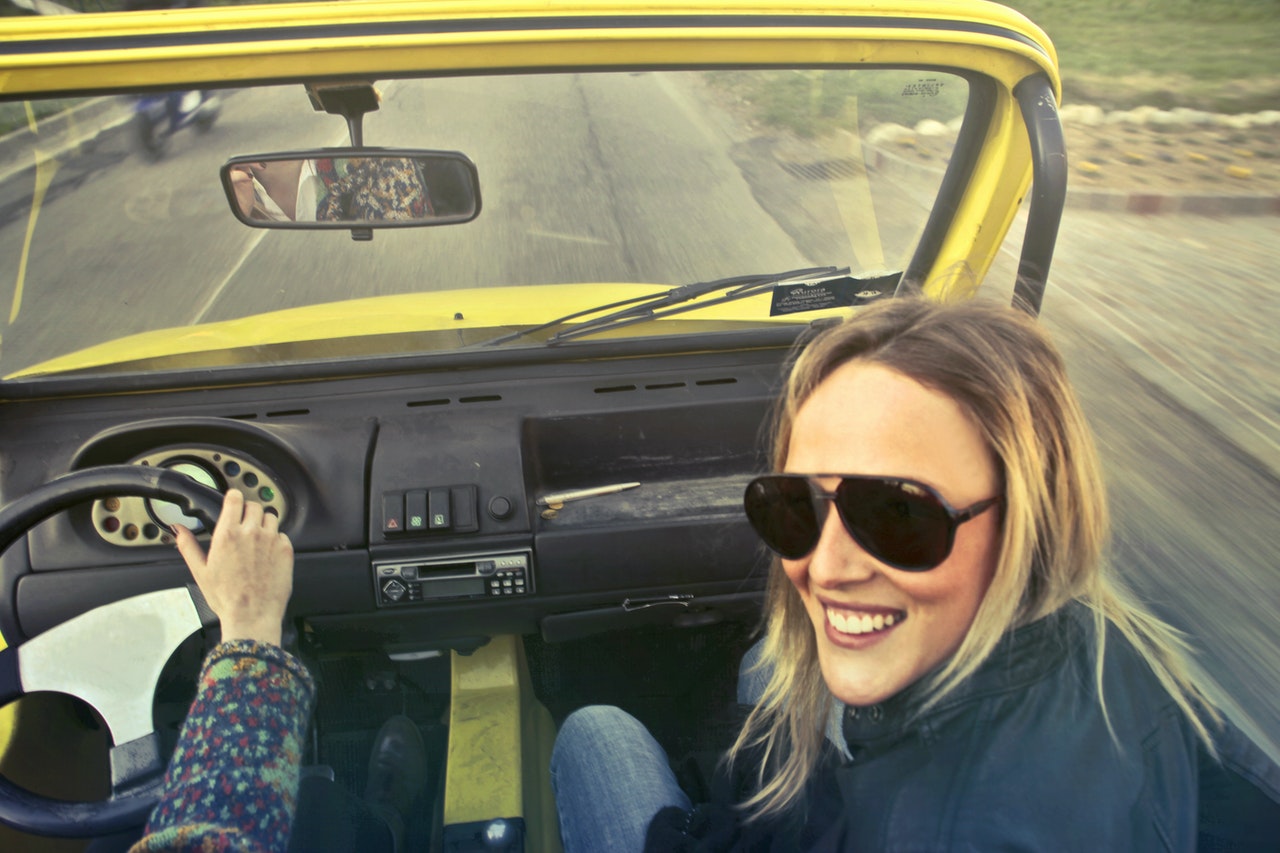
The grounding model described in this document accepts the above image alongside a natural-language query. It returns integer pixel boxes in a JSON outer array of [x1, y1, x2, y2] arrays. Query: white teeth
[[826, 608, 901, 636]]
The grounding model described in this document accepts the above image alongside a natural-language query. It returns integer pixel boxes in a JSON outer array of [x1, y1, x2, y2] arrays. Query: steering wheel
[[0, 465, 223, 838]]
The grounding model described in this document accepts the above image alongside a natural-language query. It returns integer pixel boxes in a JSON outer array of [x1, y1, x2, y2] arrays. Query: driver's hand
[[175, 489, 293, 646]]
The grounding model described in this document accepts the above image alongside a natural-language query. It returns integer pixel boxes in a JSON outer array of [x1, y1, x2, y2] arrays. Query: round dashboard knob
[[487, 495, 513, 520]]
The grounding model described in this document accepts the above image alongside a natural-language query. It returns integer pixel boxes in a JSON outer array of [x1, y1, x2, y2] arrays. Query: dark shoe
[[364, 715, 427, 852]]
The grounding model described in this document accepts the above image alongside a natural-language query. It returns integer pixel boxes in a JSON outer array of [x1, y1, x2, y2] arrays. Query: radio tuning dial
[[382, 579, 407, 602]]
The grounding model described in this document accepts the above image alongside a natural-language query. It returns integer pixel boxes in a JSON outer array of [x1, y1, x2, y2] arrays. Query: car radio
[[372, 551, 533, 607]]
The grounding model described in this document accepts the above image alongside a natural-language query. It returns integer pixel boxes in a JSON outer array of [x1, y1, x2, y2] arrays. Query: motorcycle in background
[[124, 0, 219, 160], [133, 89, 221, 161]]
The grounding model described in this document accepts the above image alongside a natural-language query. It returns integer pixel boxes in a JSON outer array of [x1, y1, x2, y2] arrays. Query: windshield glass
[[0, 68, 968, 377]]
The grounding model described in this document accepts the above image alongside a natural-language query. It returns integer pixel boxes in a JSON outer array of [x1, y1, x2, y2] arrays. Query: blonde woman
[[550, 297, 1279, 851]]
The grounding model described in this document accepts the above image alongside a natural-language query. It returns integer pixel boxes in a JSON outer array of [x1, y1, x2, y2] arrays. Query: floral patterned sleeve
[[129, 639, 316, 853]]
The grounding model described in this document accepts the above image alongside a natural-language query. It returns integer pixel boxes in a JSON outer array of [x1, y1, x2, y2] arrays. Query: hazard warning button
[[382, 493, 405, 533]]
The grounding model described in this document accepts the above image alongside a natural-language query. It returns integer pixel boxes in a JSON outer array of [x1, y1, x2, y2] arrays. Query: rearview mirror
[[220, 149, 480, 229]]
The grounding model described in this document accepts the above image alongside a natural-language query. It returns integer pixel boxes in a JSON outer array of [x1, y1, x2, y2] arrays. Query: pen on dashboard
[[537, 482, 641, 507]]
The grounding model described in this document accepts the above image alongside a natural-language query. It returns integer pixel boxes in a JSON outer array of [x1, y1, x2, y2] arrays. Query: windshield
[[0, 68, 969, 377]]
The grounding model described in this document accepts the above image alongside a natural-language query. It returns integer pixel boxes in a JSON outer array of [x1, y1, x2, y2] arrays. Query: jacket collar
[[840, 605, 1082, 754]]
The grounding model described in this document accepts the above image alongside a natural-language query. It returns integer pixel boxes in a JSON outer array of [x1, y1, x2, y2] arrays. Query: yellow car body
[[3, 0, 1060, 379], [0, 2, 1063, 849]]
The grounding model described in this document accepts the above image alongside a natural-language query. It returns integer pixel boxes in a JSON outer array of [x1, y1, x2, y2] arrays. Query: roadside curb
[[1065, 188, 1280, 217], [0, 96, 135, 187]]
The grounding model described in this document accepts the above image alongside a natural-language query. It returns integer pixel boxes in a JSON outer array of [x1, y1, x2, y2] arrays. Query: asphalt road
[[986, 210, 1280, 761], [0, 75, 1276, 759], [0, 73, 939, 371], [0, 75, 820, 368]]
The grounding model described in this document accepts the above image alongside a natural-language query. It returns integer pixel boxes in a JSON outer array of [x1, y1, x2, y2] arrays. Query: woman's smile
[[822, 601, 906, 642]]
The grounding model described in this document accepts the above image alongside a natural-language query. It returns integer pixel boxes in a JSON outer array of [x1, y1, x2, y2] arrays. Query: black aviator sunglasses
[[743, 474, 1002, 571]]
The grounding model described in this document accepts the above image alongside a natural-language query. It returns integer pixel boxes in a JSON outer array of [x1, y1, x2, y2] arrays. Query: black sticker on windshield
[[902, 78, 944, 97], [769, 273, 899, 316]]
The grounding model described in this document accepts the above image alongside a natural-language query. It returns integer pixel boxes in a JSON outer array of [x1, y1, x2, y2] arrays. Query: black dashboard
[[0, 340, 792, 653]]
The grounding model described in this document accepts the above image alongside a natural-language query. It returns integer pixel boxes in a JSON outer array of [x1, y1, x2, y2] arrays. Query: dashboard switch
[[406, 490, 428, 531], [452, 485, 478, 532], [428, 488, 451, 529], [382, 493, 405, 533]]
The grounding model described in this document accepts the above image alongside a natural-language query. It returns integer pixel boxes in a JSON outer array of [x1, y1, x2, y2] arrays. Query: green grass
[[706, 70, 969, 139], [713, 1, 1280, 135], [1002, 0, 1280, 111], [0, 99, 87, 138]]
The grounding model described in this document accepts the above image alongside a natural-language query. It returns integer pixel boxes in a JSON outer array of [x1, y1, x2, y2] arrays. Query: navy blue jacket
[[649, 604, 1280, 851]]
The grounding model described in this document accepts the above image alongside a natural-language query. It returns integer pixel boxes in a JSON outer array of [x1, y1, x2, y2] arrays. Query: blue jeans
[[551, 705, 692, 853], [551, 645, 772, 852]]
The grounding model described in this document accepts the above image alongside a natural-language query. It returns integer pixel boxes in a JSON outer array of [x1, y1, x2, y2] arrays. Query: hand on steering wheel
[[175, 490, 292, 646]]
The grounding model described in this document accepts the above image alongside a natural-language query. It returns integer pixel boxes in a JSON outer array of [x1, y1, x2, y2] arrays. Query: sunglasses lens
[[836, 479, 951, 569], [744, 477, 819, 559]]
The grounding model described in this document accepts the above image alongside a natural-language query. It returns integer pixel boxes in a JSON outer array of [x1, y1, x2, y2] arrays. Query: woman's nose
[[803, 503, 878, 588]]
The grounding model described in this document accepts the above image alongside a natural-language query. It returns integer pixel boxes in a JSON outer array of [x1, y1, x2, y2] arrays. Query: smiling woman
[[773, 361, 1003, 709], [551, 297, 1280, 851]]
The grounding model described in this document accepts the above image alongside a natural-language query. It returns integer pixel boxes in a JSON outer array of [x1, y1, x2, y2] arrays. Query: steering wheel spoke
[[110, 732, 167, 791], [19, 588, 206, 746]]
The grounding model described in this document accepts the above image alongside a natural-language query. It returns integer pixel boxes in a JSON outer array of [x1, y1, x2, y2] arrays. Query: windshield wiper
[[477, 266, 849, 348], [543, 265, 850, 345], [476, 289, 673, 347]]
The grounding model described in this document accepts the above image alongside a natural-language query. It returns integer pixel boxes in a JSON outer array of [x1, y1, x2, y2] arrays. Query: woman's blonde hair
[[730, 297, 1217, 819]]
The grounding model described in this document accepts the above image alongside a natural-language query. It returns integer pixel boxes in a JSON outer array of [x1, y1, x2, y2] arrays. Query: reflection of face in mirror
[[229, 156, 475, 224]]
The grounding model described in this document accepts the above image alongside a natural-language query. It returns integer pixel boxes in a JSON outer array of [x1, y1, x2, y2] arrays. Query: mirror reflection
[[222, 152, 480, 227]]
